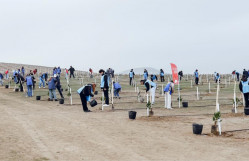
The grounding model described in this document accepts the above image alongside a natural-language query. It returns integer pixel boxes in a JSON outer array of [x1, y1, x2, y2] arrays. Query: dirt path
[[1, 89, 249, 161]]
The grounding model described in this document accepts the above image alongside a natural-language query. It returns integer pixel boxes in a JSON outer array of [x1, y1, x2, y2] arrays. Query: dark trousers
[[244, 93, 249, 108], [160, 76, 165, 82], [104, 88, 109, 105], [19, 82, 23, 92], [56, 85, 64, 98], [195, 78, 199, 85], [80, 92, 89, 111], [70, 73, 75, 78], [129, 77, 132, 85]]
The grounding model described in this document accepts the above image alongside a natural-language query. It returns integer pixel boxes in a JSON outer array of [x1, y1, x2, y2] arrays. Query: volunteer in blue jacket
[[144, 69, 148, 81], [77, 84, 94, 112], [239, 75, 249, 108], [48, 76, 57, 101], [99, 69, 109, 106], [0, 73, 4, 86], [164, 81, 174, 109], [57, 67, 61, 77], [151, 74, 158, 82], [39, 73, 45, 88], [129, 69, 135, 86], [160, 69, 165, 82], [144, 79, 157, 104], [113, 81, 121, 99], [215, 73, 220, 83], [26, 74, 33, 97], [194, 69, 199, 85]]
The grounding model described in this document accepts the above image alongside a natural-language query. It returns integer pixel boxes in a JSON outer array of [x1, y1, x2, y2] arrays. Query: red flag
[[170, 63, 179, 84]]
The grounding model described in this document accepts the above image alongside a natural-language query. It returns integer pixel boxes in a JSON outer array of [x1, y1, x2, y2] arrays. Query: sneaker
[[39, 87, 41, 89], [54, 99, 58, 101], [103, 104, 109, 107], [167, 108, 173, 110]]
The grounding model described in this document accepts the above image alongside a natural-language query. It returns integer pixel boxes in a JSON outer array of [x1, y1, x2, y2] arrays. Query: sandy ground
[[1, 84, 249, 161]]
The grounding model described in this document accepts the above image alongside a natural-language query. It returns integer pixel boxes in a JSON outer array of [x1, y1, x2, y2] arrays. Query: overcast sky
[[0, 0, 249, 74]]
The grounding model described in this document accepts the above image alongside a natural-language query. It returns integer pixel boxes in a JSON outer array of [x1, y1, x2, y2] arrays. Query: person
[[232, 70, 236, 80], [113, 81, 121, 99], [53, 67, 57, 75], [65, 68, 69, 80], [236, 71, 240, 81], [44, 72, 48, 82], [178, 71, 183, 81], [48, 76, 57, 101], [164, 81, 174, 109], [0, 73, 4, 86], [151, 74, 157, 82], [21, 66, 25, 76], [69, 66, 75, 78], [5, 70, 9, 79], [29, 71, 36, 90], [214, 72, 217, 81], [55, 75, 64, 99], [215, 73, 220, 83], [25, 74, 33, 97], [144, 69, 148, 81], [13, 70, 18, 83], [129, 69, 135, 86], [33, 69, 37, 75], [39, 73, 45, 88], [243, 69, 248, 78], [160, 69, 165, 82], [99, 69, 109, 106], [77, 84, 94, 112], [89, 68, 93, 75], [239, 75, 249, 108], [15, 73, 25, 92], [144, 79, 157, 105], [194, 69, 199, 85], [57, 67, 61, 77]]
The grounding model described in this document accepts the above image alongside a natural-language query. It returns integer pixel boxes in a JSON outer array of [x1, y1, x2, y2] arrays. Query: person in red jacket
[[5, 70, 9, 79]]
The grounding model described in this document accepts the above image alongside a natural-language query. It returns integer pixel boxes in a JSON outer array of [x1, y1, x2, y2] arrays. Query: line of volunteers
[[1, 66, 249, 112]]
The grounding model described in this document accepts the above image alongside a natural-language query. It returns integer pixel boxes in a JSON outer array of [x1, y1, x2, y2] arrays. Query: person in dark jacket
[[194, 70, 199, 85], [239, 75, 249, 108], [15, 73, 25, 92], [99, 69, 109, 106], [178, 71, 183, 81], [78, 85, 94, 112], [243, 69, 248, 78], [48, 76, 57, 101], [236, 72, 240, 81], [55, 75, 64, 99], [0, 73, 3, 86], [69, 66, 75, 78], [160, 69, 165, 82]]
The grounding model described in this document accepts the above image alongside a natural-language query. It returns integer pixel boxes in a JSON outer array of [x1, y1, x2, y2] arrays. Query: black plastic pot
[[90, 99, 97, 107], [15, 88, 19, 92], [94, 91, 98, 95], [129, 111, 137, 120], [244, 108, 249, 115], [5, 85, 9, 89], [36, 96, 41, 100], [192, 123, 203, 135], [182, 102, 188, 108], [59, 99, 64, 104]]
